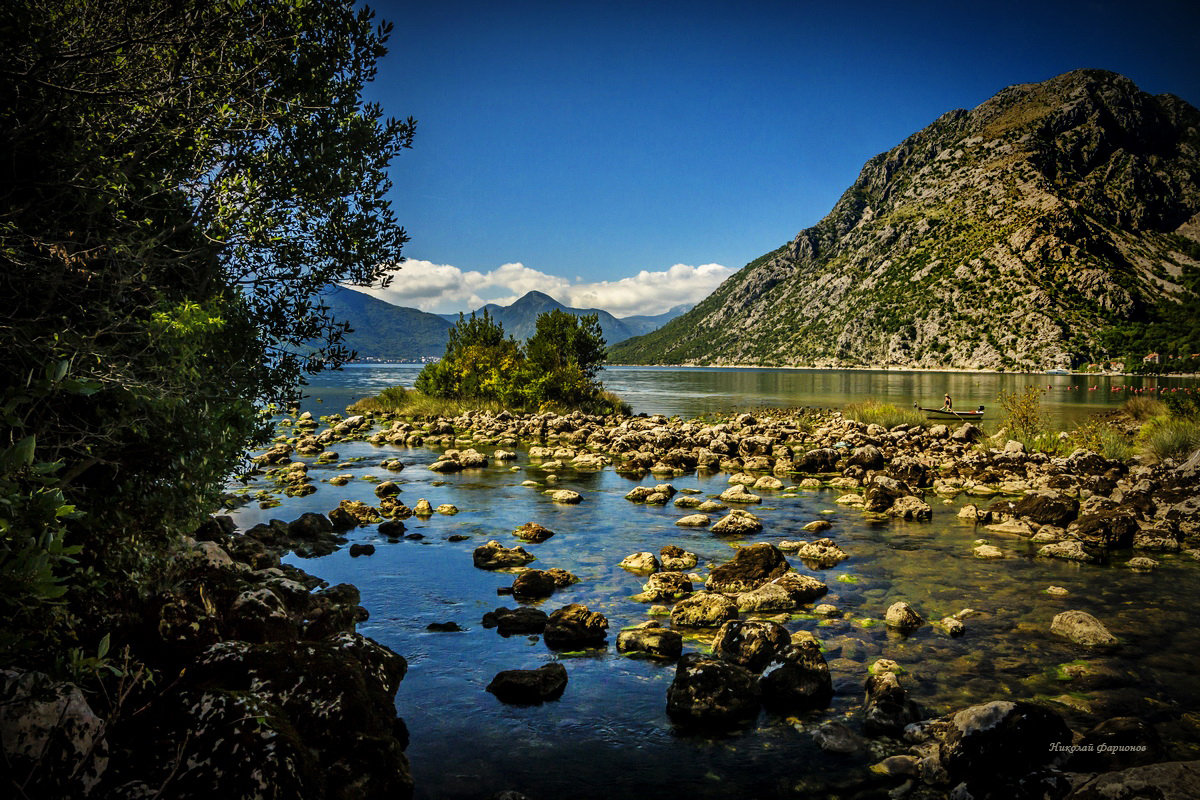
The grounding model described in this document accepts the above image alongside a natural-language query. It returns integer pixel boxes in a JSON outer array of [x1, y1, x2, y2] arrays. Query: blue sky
[[362, 0, 1200, 315]]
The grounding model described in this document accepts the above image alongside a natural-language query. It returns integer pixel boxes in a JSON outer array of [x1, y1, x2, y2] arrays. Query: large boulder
[[939, 700, 1071, 787], [665, 654, 761, 728], [0, 670, 108, 797], [511, 570, 558, 600], [760, 637, 833, 712], [512, 522, 555, 543], [736, 573, 827, 612], [670, 592, 739, 628], [706, 543, 790, 593], [710, 509, 763, 535], [634, 571, 693, 602], [848, 445, 885, 470], [1063, 760, 1200, 800], [543, 604, 608, 650], [1050, 610, 1119, 648], [473, 540, 536, 570], [863, 668, 922, 737], [486, 663, 567, 704], [1069, 511, 1138, 550], [865, 475, 912, 513], [616, 624, 683, 660], [884, 601, 924, 632], [794, 448, 840, 473], [712, 620, 790, 673], [1013, 492, 1079, 526]]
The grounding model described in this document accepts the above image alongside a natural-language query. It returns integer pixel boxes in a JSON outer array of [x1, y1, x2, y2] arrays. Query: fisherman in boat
[[941, 393, 952, 412]]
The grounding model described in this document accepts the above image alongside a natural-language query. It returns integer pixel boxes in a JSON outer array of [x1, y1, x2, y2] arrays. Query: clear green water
[[225, 367, 1200, 798]]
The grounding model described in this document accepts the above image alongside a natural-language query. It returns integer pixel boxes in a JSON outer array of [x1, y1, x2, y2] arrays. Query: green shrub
[[1070, 417, 1135, 461], [842, 400, 927, 429], [1141, 416, 1200, 461], [998, 386, 1053, 448], [1122, 396, 1167, 421]]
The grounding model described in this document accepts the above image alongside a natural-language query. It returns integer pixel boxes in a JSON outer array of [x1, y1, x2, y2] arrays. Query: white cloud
[[355, 259, 735, 318]]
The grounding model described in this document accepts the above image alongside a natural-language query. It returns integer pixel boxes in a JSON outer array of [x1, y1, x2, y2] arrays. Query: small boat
[[914, 403, 985, 421]]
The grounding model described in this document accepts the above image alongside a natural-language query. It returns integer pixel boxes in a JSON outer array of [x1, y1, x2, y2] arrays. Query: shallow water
[[228, 420, 1200, 798], [299, 363, 1197, 428]]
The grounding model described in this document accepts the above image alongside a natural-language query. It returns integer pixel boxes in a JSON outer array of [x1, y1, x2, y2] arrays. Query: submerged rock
[[1050, 610, 1119, 648], [486, 663, 567, 704], [481, 607, 549, 636], [706, 543, 790, 593], [616, 624, 683, 659], [543, 604, 608, 650], [473, 540, 536, 570]]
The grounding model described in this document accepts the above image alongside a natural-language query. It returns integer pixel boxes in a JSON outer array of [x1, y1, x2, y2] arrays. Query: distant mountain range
[[609, 69, 1200, 370], [325, 287, 691, 361]]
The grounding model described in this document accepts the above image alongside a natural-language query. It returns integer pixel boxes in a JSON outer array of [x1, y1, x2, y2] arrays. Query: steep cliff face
[[609, 70, 1200, 370]]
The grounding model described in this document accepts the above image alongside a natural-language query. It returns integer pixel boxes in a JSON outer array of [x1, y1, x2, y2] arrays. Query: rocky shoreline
[[11, 404, 1199, 799], [249, 404, 1199, 798]]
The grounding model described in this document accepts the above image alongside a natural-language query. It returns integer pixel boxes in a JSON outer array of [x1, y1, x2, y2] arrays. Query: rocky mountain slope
[[609, 70, 1200, 370]]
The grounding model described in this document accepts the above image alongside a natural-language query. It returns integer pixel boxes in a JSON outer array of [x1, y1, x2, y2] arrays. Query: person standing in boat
[[941, 393, 953, 412]]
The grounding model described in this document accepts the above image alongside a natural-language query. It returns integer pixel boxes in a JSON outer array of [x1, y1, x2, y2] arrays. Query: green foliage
[[1140, 416, 1200, 461], [410, 310, 622, 413], [0, 0, 411, 664], [1164, 392, 1200, 419], [841, 400, 927, 429], [1069, 417, 1135, 461], [998, 386, 1054, 448]]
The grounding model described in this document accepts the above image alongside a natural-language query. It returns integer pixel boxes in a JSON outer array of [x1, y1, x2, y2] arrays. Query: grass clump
[[1140, 416, 1200, 461], [1122, 396, 1167, 421], [842, 399, 926, 429], [998, 386, 1059, 452], [1070, 416, 1135, 461], [348, 387, 494, 418]]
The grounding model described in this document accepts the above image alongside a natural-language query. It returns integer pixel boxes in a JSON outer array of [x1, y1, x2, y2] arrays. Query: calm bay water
[[228, 366, 1200, 799], [298, 363, 1196, 427]]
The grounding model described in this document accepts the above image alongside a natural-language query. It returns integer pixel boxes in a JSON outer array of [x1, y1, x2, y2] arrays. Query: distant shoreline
[[602, 362, 1200, 379]]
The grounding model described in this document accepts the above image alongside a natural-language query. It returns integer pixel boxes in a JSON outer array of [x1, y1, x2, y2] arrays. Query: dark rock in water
[[482, 607, 549, 636], [1069, 511, 1138, 550], [512, 522, 555, 543], [889, 455, 932, 488], [760, 638, 833, 712], [247, 518, 291, 547], [848, 445, 885, 470], [865, 475, 912, 513], [794, 447, 840, 473], [543, 604, 608, 650], [1067, 716, 1163, 772], [303, 584, 368, 641], [812, 720, 866, 755], [378, 520, 407, 538], [426, 622, 465, 632], [403, 532, 424, 540], [666, 653, 761, 727], [863, 669, 922, 737], [447, 534, 470, 542], [712, 620, 790, 673], [348, 543, 375, 557], [706, 543, 790, 593], [616, 624, 683, 659], [473, 540, 536, 570], [939, 700, 1071, 787], [288, 512, 333, 541], [511, 569, 558, 600], [1062, 759, 1200, 800], [486, 662, 568, 704]]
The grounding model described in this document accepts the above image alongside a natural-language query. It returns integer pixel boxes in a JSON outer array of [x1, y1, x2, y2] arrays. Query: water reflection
[[298, 364, 1197, 428]]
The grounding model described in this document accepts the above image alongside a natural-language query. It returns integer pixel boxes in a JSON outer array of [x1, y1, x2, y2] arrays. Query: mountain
[[323, 287, 451, 361], [471, 290, 641, 345], [328, 288, 690, 360], [619, 303, 694, 337], [609, 70, 1200, 371]]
